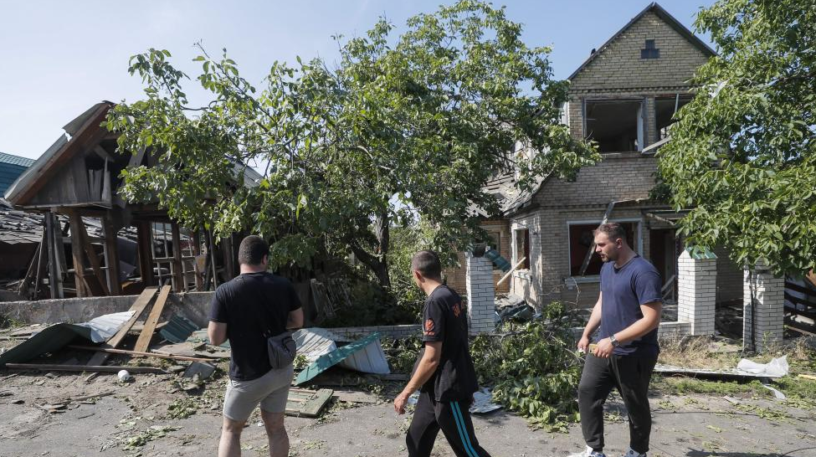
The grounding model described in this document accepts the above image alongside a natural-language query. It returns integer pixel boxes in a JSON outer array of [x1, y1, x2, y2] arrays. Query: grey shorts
[[223, 364, 294, 422]]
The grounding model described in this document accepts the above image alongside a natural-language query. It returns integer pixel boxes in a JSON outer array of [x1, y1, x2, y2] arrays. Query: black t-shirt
[[417, 285, 479, 402], [208, 272, 302, 381]]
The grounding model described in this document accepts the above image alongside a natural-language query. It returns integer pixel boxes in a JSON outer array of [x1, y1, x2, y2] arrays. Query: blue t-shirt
[[597, 256, 662, 356]]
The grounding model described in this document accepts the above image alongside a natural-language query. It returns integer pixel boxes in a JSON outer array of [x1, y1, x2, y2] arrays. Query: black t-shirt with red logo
[[418, 285, 479, 402]]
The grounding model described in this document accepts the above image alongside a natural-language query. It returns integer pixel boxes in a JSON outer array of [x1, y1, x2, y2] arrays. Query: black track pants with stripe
[[406, 390, 492, 457]]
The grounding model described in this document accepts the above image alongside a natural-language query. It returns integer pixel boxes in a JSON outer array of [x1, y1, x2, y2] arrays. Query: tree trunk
[[350, 211, 391, 288]]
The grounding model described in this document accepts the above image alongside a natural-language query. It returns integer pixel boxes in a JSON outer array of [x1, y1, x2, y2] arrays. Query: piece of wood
[[68, 212, 87, 297], [102, 214, 121, 295], [285, 388, 334, 417], [152, 342, 230, 359], [4, 363, 167, 374], [798, 374, 816, 381], [69, 345, 214, 363], [496, 257, 528, 288], [170, 223, 184, 292], [136, 221, 156, 286], [45, 212, 64, 299], [133, 285, 172, 353], [86, 287, 158, 366]]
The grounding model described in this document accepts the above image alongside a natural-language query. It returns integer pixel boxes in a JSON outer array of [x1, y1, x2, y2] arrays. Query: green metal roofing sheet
[[0, 152, 35, 168], [295, 332, 382, 385]]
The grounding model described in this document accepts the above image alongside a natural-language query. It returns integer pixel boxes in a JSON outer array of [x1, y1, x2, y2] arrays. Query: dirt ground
[[1, 365, 816, 457]]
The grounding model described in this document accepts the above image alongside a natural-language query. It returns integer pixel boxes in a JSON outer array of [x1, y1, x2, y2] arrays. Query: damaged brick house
[[447, 2, 746, 310]]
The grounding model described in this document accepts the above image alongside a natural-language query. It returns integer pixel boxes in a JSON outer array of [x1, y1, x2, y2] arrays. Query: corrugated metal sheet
[[159, 315, 200, 343], [0, 152, 35, 168], [295, 332, 385, 385]]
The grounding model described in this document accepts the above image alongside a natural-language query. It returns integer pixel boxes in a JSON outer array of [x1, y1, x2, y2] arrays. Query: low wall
[[0, 292, 215, 328], [327, 324, 422, 340]]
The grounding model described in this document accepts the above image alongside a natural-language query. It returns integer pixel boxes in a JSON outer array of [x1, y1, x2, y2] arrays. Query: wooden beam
[[496, 257, 528, 288], [136, 221, 156, 286], [133, 285, 171, 353], [86, 286, 158, 366], [69, 345, 215, 363], [45, 212, 64, 298], [4, 363, 167, 374], [33, 226, 48, 298], [71, 210, 110, 296], [68, 211, 87, 297], [102, 214, 122, 295], [192, 230, 204, 291], [171, 223, 184, 292]]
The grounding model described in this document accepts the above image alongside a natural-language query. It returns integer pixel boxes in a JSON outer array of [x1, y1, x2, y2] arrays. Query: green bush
[[471, 302, 583, 431]]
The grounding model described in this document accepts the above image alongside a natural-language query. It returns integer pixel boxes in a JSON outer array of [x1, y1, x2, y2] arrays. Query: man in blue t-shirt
[[570, 223, 662, 457]]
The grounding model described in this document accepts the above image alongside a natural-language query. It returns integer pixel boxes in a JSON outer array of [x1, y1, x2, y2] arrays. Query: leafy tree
[[658, 0, 816, 276], [107, 0, 597, 287]]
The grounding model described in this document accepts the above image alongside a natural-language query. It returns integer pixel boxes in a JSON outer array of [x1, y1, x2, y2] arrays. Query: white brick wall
[[466, 253, 497, 334], [677, 250, 717, 335], [743, 262, 784, 352]]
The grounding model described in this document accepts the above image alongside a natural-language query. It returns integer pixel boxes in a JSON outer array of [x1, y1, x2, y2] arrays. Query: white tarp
[[76, 311, 135, 343], [737, 356, 789, 378]]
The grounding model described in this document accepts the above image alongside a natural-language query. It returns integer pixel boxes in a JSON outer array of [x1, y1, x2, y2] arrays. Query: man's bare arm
[[394, 341, 442, 414], [287, 308, 304, 330], [208, 321, 228, 346]]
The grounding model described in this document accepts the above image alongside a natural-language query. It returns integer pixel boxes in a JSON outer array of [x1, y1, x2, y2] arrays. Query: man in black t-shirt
[[394, 250, 492, 457], [208, 236, 303, 457]]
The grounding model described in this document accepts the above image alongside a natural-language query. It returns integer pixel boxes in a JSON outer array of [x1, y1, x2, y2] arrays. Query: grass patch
[[652, 375, 770, 398]]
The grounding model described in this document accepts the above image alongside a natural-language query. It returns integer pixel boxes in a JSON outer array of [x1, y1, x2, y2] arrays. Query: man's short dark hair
[[238, 235, 269, 266], [594, 222, 628, 244], [411, 250, 442, 280]]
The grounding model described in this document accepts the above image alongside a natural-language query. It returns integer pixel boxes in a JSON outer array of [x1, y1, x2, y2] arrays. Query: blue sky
[[0, 0, 716, 160]]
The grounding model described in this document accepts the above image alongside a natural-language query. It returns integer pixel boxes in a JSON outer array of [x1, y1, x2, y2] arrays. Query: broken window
[[514, 228, 530, 270], [655, 95, 693, 140], [641, 39, 660, 59], [569, 222, 637, 276], [584, 100, 644, 153]]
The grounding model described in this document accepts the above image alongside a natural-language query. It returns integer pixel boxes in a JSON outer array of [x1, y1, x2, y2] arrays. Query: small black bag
[[265, 330, 297, 369]]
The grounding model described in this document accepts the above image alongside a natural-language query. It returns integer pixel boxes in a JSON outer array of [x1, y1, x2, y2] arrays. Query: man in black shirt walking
[[394, 250, 492, 457], [208, 236, 303, 457]]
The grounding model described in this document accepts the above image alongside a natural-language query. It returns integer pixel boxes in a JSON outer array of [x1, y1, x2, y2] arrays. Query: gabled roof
[[568, 2, 716, 81], [4, 102, 113, 205]]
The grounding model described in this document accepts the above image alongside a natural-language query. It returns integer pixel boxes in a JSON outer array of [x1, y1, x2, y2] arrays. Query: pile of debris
[[0, 285, 421, 419]]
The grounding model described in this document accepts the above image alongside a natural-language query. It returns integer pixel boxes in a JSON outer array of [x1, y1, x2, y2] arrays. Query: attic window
[[584, 99, 645, 153], [641, 39, 660, 59]]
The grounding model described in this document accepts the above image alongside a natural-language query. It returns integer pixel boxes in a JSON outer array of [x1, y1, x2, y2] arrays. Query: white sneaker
[[568, 445, 606, 457], [622, 448, 646, 457]]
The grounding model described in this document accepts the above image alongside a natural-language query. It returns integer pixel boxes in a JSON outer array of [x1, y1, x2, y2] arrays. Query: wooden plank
[[46, 212, 64, 298], [496, 257, 528, 288], [68, 211, 88, 297], [285, 388, 334, 417], [192, 230, 204, 291], [69, 345, 214, 363], [136, 221, 156, 286], [86, 286, 158, 366], [171, 223, 184, 292], [4, 363, 167, 374], [102, 214, 121, 295], [133, 285, 172, 353]]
